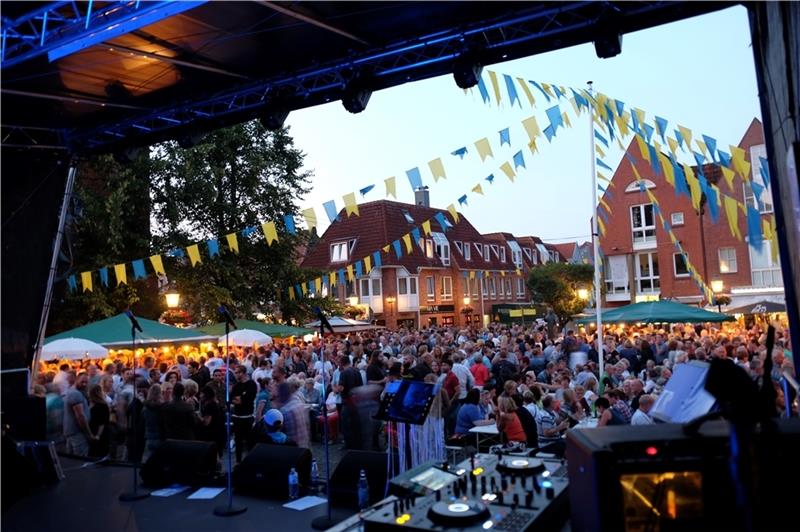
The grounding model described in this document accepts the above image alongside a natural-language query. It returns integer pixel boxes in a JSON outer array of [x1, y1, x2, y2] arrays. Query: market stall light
[[577, 288, 589, 300], [711, 280, 724, 294], [348, 296, 359, 306], [463, 296, 471, 305], [164, 290, 181, 308]]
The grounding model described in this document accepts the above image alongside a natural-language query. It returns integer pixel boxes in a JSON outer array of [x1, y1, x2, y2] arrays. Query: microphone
[[218, 304, 238, 330], [124, 310, 143, 333], [314, 306, 335, 335]]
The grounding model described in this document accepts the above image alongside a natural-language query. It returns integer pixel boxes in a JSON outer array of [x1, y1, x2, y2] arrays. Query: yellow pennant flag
[[631, 162, 642, 182], [382, 245, 391, 254], [187, 244, 202, 266], [500, 162, 515, 182], [428, 158, 446, 182], [695, 139, 708, 158], [667, 136, 679, 156], [670, 232, 678, 244], [659, 153, 675, 186], [364, 256, 372, 273], [633, 108, 646, 128], [469, 270, 476, 280], [81, 271, 93, 292], [500, 270, 506, 277], [528, 137, 539, 155], [540, 82, 555, 98], [329, 272, 337, 287], [597, 172, 611, 183], [721, 166, 736, 191], [315, 277, 322, 293], [769, 218, 779, 263], [723, 196, 742, 239], [474, 138, 493, 161], [262, 221, 279, 245], [598, 197, 612, 213], [635, 135, 651, 162], [288, 287, 295, 301], [421, 220, 432, 236], [150, 255, 166, 276], [402, 234, 413, 253], [562, 112, 571, 129], [342, 192, 359, 217], [616, 135, 626, 152], [678, 125, 693, 150], [521, 116, 541, 142], [488, 70, 501, 105], [730, 146, 750, 179], [598, 217, 607, 236], [225, 233, 239, 254], [303, 208, 318, 230], [516, 77, 535, 107], [447, 204, 459, 223], [472, 183, 484, 195], [301, 283, 308, 296], [114, 264, 127, 286], [615, 112, 631, 139], [569, 96, 580, 117], [595, 145, 606, 158], [683, 164, 702, 210], [384, 176, 397, 198], [515, 268, 522, 277], [346, 264, 354, 281]]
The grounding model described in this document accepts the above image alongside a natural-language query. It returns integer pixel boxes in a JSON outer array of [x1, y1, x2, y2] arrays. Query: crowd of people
[[34, 317, 795, 467]]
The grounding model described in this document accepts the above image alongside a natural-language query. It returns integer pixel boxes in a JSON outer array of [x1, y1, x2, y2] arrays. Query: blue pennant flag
[[598, 184, 606, 194], [615, 99, 625, 117], [746, 206, 763, 253], [649, 145, 660, 176], [693, 151, 706, 167], [672, 158, 690, 198], [322, 274, 329, 288], [337, 269, 346, 286], [132, 259, 147, 280], [406, 167, 423, 191], [169, 248, 186, 258], [702, 135, 718, 162], [655, 116, 668, 143], [643, 123, 655, 143], [392, 240, 403, 259], [478, 270, 484, 279], [599, 209, 610, 224], [571, 88, 588, 110], [355, 261, 363, 278], [503, 74, 520, 107], [372, 251, 382, 268], [717, 150, 732, 168], [434, 212, 450, 232], [545, 104, 563, 132], [624, 152, 638, 166], [295, 284, 303, 298], [529, 80, 550, 102], [308, 281, 315, 294], [673, 129, 684, 149], [759, 157, 770, 188], [323, 200, 339, 223], [477, 76, 491, 104], [207, 239, 220, 258], [638, 181, 648, 193], [499, 127, 511, 147], [99, 267, 109, 287], [596, 158, 613, 172], [283, 214, 296, 234], [552, 85, 565, 99], [663, 221, 672, 233], [485, 174, 495, 184], [631, 110, 640, 134], [751, 181, 765, 211], [513, 150, 526, 170], [411, 227, 421, 246], [359, 185, 375, 197], [594, 130, 609, 148], [67, 275, 78, 292], [458, 194, 468, 206], [706, 184, 720, 223], [241, 226, 257, 237], [604, 188, 614, 201], [452, 147, 468, 159], [462, 271, 469, 278], [543, 125, 556, 142]]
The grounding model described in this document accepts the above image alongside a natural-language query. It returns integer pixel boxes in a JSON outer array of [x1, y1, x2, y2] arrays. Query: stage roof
[[1, 1, 732, 153]]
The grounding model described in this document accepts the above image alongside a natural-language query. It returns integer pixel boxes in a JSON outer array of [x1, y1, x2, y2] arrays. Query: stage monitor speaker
[[650, 361, 716, 423], [329, 450, 390, 509], [140, 440, 217, 488], [1, 395, 45, 441], [17, 440, 64, 483], [234, 444, 312, 498]]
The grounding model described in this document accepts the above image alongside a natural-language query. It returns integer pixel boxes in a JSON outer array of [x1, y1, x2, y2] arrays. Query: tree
[[526, 262, 594, 324]]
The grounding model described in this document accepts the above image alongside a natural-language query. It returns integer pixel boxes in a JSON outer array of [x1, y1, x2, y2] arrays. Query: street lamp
[[711, 280, 724, 312], [164, 290, 181, 309], [463, 296, 471, 305], [348, 296, 359, 307], [577, 288, 589, 300]]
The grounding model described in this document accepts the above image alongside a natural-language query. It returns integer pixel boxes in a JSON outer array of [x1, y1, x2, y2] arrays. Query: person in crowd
[[183, 379, 200, 412], [469, 353, 490, 387], [596, 396, 627, 426], [276, 381, 310, 449], [454, 388, 494, 439], [142, 384, 164, 460], [631, 394, 656, 425], [45, 383, 65, 443], [63, 372, 93, 457], [253, 409, 293, 445], [536, 395, 569, 455], [88, 384, 111, 458], [496, 395, 526, 444], [161, 382, 197, 441], [230, 366, 257, 462], [199, 386, 226, 457]]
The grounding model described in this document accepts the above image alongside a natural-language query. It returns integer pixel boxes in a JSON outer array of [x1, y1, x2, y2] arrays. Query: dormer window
[[500, 247, 506, 262], [432, 232, 450, 266], [484, 244, 490, 261], [464, 242, 471, 261], [402, 210, 415, 223], [331, 239, 356, 263]]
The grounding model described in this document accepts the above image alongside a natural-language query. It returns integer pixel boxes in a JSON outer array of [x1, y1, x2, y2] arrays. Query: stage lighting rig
[[341, 75, 373, 114], [452, 51, 483, 89]]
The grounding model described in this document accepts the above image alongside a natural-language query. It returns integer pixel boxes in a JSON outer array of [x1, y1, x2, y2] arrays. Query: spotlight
[[341, 76, 372, 114], [593, 12, 623, 59], [452, 52, 483, 89], [177, 133, 204, 149], [113, 146, 144, 164], [259, 106, 290, 131]]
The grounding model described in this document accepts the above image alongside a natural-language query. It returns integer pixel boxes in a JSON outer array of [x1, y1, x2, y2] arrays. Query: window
[[424, 239, 434, 258], [426, 276, 435, 301], [523, 248, 532, 262], [491, 244, 499, 258], [536, 244, 550, 263], [552, 251, 561, 262], [432, 232, 450, 266], [409, 277, 417, 295], [398, 277, 408, 295], [718, 247, 737, 274], [345, 280, 356, 297], [402, 210, 415, 223], [671, 212, 684, 226], [462, 277, 469, 298], [625, 179, 656, 192], [481, 277, 488, 300], [472, 278, 478, 298], [441, 276, 453, 301], [749, 241, 782, 287], [474, 243, 483, 259], [635, 252, 660, 293], [604, 255, 630, 294], [498, 278, 505, 298], [506, 279, 513, 299], [743, 145, 772, 214], [484, 244, 491, 261], [331, 242, 348, 262], [673, 253, 689, 277], [371, 279, 382, 296], [454, 241, 463, 254], [517, 278, 526, 300], [360, 279, 371, 298], [464, 243, 471, 261], [631, 204, 656, 248], [500, 247, 506, 262], [489, 278, 496, 298]]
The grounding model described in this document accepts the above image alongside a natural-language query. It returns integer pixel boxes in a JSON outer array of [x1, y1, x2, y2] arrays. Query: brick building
[[598, 118, 783, 308], [301, 195, 566, 328]]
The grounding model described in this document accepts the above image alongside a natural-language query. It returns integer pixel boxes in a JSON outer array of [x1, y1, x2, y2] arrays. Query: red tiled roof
[[550, 243, 575, 261]]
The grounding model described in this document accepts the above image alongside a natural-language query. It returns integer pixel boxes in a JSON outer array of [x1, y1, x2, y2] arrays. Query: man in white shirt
[[630, 394, 655, 425], [450, 353, 474, 401]]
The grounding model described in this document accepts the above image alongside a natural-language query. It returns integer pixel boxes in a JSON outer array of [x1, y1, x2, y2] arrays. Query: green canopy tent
[[197, 320, 313, 338], [575, 300, 735, 325], [45, 313, 217, 347]]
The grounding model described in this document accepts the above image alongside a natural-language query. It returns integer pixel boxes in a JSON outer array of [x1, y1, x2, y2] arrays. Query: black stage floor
[[3, 457, 355, 532]]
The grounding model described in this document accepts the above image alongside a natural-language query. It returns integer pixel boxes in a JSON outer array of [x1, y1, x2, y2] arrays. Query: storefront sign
[[420, 304, 455, 314]]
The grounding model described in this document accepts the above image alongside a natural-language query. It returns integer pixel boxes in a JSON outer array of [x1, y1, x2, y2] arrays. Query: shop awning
[[45, 313, 216, 347]]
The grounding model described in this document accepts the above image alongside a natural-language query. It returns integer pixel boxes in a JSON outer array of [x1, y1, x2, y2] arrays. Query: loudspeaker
[[234, 444, 312, 498], [17, 441, 64, 483], [1, 395, 45, 441], [140, 440, 217, 488], [329, 450, 390, 509]]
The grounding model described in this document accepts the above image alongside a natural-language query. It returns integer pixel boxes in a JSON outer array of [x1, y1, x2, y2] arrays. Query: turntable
[[427, 499, 490, 527]]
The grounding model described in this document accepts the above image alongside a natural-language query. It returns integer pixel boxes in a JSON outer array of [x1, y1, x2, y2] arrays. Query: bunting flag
[[635, 135, 651, 162], [488, 70, 501, 105], [342, 192, 359, 216], [338, 269, 346, 287], [472, 184, 484, 195], [131, 259, 146, 280], [329, 271, 337, 287], [323, 200, 339, 223], [302, 208, 318, 231], [446, 204, 459, 223], [683, 164, 702, 210], [499, 127, 511, 147], [513, 150, 526, 170], [540, 82, 555, 99], [674, 129, 684, 150], [543, 125, 555, 142], [225, 232, 239, 253], [458, 194, 468, 206], [81, 271, 93, 292], [503, 74, 519, 107], [358, 184, 375, 197], [372, 251, 382, 268], [562, 112, 572, 129], [759, 157, 770, 188], [346, 264, 354, 281], [402, 233, 413, 253], [287, 286, 295, 300], [355, 260, 363, 278], [411, 227, 422, 247], [486, 173, 496, 184], [406, 167, 423, 191], [477, 76, 490, 104], [678, 125, 693, 150], [421, 220, 432, 236], [452, 147, 468, 159], [717, 150, 732, 168], [315, 277, 322, 293], [746, 206, 763, 252], [67, 275, 78, 293], [655, 116, 668, 142], [594, 130, 609, 148], [207, 239, 220, 258], [596, 158, 613, 172], [595, 145, 606, 158], [261, 221, 278, 245], [720, 166, 736, 191], [598, 217, 607, 236], [186, 244, 202, 266], [474, 138, 493, 161], [528, 137, 539, 155], [517, 77, 536, 107], [114, 264, 127, 285], [521, 116, 541, 142], [283, 214, 296, 234], [428, 158, 447, 182], [99, 267, 109, 287], [392, 240, 403, 259], [695, 139, 708, 159], [530, 80, 550, 102], [150, 255, 166, 277], [364, 256, 372, 274], [500, 162, 515, 182], [435, 211, 451, 232], [659, 153, 675, 187], [384, 176, 397, 198], [382, 245, 391, 254], [545, 104, 564, 133]]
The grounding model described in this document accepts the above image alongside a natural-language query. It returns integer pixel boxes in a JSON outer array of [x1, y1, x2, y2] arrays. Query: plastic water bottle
[[357, 469, 369, 510], [288, 467, 299, 500], [310, 459, 319, 490]]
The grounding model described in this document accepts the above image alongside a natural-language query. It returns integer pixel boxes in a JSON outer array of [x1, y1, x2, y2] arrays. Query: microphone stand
[[214, 314, 247, 517], [312, 313, 337, 530], [119, 312, 149, 502]]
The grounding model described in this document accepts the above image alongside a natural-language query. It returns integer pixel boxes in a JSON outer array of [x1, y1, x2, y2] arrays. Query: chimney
[[414, 186, 430, 207]]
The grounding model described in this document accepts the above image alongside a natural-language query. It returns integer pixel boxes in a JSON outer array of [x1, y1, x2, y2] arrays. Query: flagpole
[[588, 81, 604, 392]]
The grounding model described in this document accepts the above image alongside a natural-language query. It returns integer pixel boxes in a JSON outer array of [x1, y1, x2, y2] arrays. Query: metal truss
[[1, 124, 66, 150]]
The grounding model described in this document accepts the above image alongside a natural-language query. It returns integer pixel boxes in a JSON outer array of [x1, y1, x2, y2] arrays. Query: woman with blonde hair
[[88, 384, 110, 458], [496, 395, 526, 444]]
